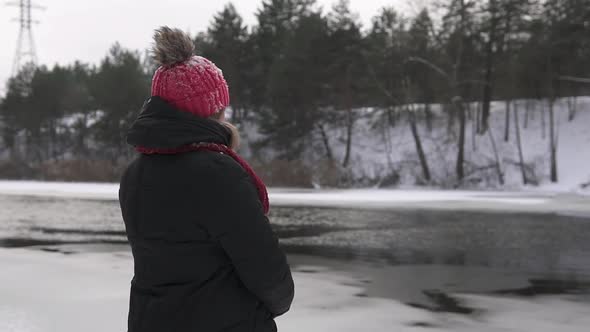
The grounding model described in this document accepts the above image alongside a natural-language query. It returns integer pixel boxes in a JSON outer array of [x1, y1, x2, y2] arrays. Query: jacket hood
[[127, 96, 231, 149]]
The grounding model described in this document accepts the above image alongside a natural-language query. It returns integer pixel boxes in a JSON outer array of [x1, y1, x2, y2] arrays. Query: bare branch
[[457, 79, 490, 87], [406, 56, 450, 81], [363, 54, 402, 105], [559, 76, 590, 84]]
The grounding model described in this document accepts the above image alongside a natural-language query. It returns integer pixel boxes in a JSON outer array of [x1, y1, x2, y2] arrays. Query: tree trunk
[[481, 74, 493, 135], [541, 99, 546, 139], [567, 95, 577, 121], [476, 101, 482, 133], [231, 107, 240, 123], [317, 123, 334, 162], [548, 98, 558, 182], [51, 120, 59, 160], [524, 99, 530, 129], [342, 65, 354, 168], [387, 107, 395, 126], [395, 107, 402, 123], [77, 114, 89, 156], [342, 109, 353, 168], [488, 125, 505, 185], [513, 102, 527, 184], [480, 0, 499, 135], [504, 100, 511, 142], [455, 98, 466, 182], [424, 103, 433, 132], [471, 103, 477, 151], [447, 104, 455, 136], [409, 110, 431, 182], [2, 127, 16, 160]]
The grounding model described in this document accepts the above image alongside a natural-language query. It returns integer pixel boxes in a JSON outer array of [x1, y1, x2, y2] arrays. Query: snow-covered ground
[[1, 180, 589, 215], [1, 247, 588, 332], [239, 97, 590, 191]]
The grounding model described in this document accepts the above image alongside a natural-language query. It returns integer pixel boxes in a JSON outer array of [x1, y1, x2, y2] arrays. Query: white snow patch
[[271, 189, 548, 206], [3, 180, 590, 215], [0, 248, 430, 332], [0, 180, 549, 206], [0, 181, 119, 200], [0, 248, 588, 332]]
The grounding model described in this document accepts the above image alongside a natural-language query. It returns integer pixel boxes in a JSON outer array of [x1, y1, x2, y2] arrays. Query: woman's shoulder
[[183, 150, 249, 183]]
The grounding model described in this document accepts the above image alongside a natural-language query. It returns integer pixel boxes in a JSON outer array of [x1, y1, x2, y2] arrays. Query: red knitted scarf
[[135, 143, 270, 215]]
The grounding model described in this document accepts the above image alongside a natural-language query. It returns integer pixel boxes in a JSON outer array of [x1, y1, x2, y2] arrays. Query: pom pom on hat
[[150, 26, 230, 117], [152, 27, 195, 67]]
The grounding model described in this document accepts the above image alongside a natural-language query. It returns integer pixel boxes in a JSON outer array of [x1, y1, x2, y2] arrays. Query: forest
[[0, 0, 589, 187]]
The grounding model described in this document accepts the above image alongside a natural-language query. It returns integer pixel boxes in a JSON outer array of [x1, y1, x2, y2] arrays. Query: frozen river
[[1, 185, 590, 331]]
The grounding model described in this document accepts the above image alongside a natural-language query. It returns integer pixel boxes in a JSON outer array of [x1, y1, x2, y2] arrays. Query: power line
[[6, 0, 45, 78]]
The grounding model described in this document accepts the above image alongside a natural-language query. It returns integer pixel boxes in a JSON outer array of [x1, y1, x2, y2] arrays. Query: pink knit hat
[[150, 27, 229, 117]]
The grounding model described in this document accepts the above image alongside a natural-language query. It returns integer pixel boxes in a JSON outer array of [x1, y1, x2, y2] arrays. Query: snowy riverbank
[[0, 180, 588, 215]]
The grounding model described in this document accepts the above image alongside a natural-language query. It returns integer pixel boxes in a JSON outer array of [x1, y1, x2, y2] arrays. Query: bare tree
[[487, 124, 505, 185], [341, 64, 355, 168], [470, 103, 477, 151], [403, 78, 432, 182], [342, 108, 354, 167], [513, 101, 528, 184], [524, 99, 531, 129], [504, 100, 511, 141], [455, 96, 467, 181], [548, 97, 558, 182], [317, 123, 334, 162], [559, 76, 590, 122], [566, 95, 577, 122], [541, 100, 546, 139], [480, 0, 501, 133], [409, 107, 432, 182]]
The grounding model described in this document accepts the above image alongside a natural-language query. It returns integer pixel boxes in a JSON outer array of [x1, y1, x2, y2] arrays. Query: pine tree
[[326, 0, 365, 167], [365, 7, 408, 111], [251, 0, 317, 111], [89, 44, 150, 159], [262, 11, 330, 158], [0, 66, 35, 159], [201, 3, 250, 122], [407, 8, 438, 130]]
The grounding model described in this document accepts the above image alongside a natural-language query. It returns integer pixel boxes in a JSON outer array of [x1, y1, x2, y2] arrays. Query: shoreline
[[0, 180, 589, 215]]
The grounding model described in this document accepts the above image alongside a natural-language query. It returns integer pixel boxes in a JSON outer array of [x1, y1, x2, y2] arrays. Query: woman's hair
[[210, 111, 240, 151]]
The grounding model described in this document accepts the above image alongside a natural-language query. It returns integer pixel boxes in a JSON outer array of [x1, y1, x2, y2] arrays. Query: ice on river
[[0, 247, 589, 332]]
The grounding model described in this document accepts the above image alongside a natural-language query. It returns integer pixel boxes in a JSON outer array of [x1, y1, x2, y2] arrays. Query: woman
[[119, 27, 294, 332]]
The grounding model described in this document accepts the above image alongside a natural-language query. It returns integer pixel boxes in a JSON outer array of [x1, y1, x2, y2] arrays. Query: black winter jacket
[[119, 97, 294, 332]]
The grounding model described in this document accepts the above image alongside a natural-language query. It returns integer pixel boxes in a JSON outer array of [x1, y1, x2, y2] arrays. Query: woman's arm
[[204, 158, 294, 317]]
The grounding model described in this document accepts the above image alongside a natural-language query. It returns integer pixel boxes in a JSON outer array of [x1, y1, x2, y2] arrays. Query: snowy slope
[[240, 97, 590, 192]]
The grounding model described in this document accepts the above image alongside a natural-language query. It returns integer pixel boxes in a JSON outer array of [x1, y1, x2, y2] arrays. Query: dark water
[[2, 194, 590, 311]]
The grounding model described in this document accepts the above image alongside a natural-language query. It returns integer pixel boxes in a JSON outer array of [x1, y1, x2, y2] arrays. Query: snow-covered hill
[[240, 97, 590, 192]]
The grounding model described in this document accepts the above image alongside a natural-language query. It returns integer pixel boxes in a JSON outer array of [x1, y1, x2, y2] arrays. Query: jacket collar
[[127, 96, 231, 149]]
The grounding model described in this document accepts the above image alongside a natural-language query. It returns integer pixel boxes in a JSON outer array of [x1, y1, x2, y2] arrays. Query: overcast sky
[[1, 0, 416, 92]]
